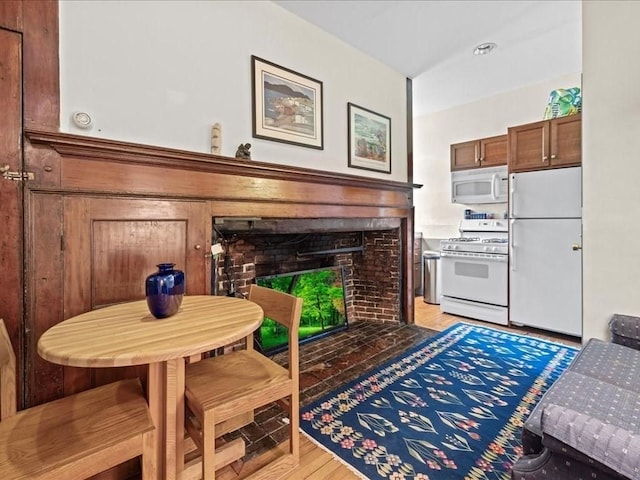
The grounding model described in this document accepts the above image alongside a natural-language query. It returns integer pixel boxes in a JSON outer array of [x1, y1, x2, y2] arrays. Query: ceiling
[[274, 0, 582, 116]]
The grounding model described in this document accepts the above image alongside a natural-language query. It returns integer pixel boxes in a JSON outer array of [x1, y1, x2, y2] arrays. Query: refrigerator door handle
[[510, 219, 516, 271], [509, 174, 516, 218]]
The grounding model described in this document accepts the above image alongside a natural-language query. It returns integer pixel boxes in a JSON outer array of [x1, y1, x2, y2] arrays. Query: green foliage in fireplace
[[256, 268, 347, 353]]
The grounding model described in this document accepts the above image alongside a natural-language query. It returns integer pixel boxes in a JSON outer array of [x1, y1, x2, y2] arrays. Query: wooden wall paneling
[[209, 201, 410, 220], [78, 197, 210, 298], [56, 157, 410, 208], [91, 219, 188, 307], [59, 196, 209, 397], [0, 28, 24, 406], [406, 77, 413, 184], [25, 130, 413, 206], [27, 192, 64, 407], [22, 0, 59, 129], [61, 196, 94, 397], [0, 1, 22, 31], [402, 214, 415, 324]]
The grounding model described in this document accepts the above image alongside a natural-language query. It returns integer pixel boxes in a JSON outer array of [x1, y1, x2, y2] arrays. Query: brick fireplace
[[213, 218, 403, 325]]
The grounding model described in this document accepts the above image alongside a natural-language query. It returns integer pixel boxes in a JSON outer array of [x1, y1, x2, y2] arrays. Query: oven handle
[[510, 219, 516, 271]]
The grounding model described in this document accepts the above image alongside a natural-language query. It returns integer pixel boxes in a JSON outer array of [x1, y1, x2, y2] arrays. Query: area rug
[[300, 322, 578, 480]]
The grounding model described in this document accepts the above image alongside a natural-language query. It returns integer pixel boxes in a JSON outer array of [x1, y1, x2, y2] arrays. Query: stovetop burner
[[441, 233, 509, 255]]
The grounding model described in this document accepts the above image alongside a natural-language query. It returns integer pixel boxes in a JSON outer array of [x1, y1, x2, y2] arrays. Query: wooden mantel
[[25, 129, 414, 204]]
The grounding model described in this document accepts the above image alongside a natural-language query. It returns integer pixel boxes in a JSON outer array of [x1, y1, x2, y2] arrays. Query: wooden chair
[[184, 284, 303, 479], [0, 319, 157, 479]]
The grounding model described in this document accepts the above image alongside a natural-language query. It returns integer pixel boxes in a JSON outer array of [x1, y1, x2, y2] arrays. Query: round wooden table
[[38, 295, 264, 480]]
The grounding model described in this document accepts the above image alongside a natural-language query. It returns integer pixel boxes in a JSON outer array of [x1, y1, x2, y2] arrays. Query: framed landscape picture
[[347, 103, 391, 173], [252, 55, 324, 149]]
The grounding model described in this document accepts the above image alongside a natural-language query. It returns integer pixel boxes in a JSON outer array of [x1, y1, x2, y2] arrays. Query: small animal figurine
[[235, 143, 251, 160]]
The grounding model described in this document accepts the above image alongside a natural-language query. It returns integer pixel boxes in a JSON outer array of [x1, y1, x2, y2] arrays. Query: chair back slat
[[248, 285, 303, 383], [248, 285, 302, 336], [0, 319, 17, 420]]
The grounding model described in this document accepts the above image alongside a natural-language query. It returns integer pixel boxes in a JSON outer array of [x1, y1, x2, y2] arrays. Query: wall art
[[347, 103, 391, 173], [252, 55, 323, 149]]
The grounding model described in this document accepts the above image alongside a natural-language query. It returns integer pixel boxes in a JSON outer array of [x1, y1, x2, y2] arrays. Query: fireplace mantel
[[24, 129, 417, 324]]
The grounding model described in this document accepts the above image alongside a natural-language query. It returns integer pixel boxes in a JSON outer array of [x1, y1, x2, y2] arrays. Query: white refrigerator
[[508, 166, 582, 337]]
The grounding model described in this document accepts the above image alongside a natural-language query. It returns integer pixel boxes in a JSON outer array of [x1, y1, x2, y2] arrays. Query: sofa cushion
[[541, 404, 640, 480], [525, 370, 640, 438], [610, 314, 640, 350], [570, 338, 640, 393]]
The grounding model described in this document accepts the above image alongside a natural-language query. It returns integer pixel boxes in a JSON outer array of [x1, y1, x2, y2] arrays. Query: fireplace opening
[[211, 217, 403, 353], [255, 266, 348, 354]]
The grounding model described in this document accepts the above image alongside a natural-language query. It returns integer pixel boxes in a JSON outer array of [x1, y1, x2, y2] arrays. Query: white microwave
[[451, 165, 508, 204]]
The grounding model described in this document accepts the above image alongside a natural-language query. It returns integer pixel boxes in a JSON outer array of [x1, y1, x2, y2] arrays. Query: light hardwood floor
[[215, 299, 581, 479]]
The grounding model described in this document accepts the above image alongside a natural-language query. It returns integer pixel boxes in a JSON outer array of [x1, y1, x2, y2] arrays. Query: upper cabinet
[[450, 134, 508, 171], [508, 113, 581, 173]]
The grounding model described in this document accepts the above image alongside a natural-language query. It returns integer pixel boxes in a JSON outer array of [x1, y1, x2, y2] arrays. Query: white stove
[[439, 220, 509, 325]]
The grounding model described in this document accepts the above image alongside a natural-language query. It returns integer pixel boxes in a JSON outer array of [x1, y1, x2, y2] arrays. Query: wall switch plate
[[211, 243, 224, 256]]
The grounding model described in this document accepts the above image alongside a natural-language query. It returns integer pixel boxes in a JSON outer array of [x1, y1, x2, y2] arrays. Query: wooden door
[[480, 134, 508, 167], [508, 120, 550, 172], [0, 28, 24, 403], [450, 140, 479, 170], [550, 113, 582, 167], [27, 195, 210, 405]]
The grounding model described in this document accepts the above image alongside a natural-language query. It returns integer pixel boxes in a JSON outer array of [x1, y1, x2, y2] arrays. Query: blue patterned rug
[[300, 323, 578, 479]]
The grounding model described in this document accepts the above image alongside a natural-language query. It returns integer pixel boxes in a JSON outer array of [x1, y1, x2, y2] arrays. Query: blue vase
[[145, 263, 185, 319]]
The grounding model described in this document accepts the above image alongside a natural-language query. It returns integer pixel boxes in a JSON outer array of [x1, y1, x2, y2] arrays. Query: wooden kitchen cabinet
[[450, 134, 508, 171], [508, 113, 581, 172]]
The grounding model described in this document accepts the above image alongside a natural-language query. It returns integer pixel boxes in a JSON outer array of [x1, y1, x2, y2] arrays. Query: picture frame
[[347, 103, 391, 174], [252, 55, 324, 149]]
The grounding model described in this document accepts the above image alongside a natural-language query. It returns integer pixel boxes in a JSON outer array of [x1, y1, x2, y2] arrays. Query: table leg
[[148, 359, 185, 479], [148, 362, 165, 480]]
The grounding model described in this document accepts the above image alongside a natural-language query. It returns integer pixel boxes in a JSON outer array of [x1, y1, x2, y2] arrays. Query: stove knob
[[483, 246, 489, 252], [491, 246, 497, 252]]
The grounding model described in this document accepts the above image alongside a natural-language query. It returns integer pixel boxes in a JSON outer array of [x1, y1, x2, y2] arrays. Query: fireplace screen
[[255, 266, 348, 354]]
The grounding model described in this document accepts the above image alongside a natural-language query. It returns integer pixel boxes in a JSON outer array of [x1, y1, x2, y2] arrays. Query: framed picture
[[252, 55, 323, 149], [347, 103, 391, 174]]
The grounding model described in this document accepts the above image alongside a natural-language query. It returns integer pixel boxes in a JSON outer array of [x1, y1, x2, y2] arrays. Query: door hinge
[[1, 164, 35, 181]]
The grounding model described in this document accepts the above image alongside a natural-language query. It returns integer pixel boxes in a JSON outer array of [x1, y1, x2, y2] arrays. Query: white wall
[[582, 1, 640, 340], [58, 1, 407, 181], [413, 72, 581, 246]]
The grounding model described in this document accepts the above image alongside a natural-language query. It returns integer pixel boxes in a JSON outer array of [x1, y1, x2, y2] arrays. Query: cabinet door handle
[[551, 154, 557, 159]]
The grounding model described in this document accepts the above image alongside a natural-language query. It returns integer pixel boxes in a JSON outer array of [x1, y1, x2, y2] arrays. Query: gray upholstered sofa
[[511, 314, 640, 480]]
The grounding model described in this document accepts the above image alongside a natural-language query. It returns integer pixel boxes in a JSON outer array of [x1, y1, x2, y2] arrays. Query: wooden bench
[[0, 319, 157, 479]]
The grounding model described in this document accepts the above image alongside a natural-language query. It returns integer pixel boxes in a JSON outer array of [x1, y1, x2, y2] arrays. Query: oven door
[[440, 252, 508, 306]]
